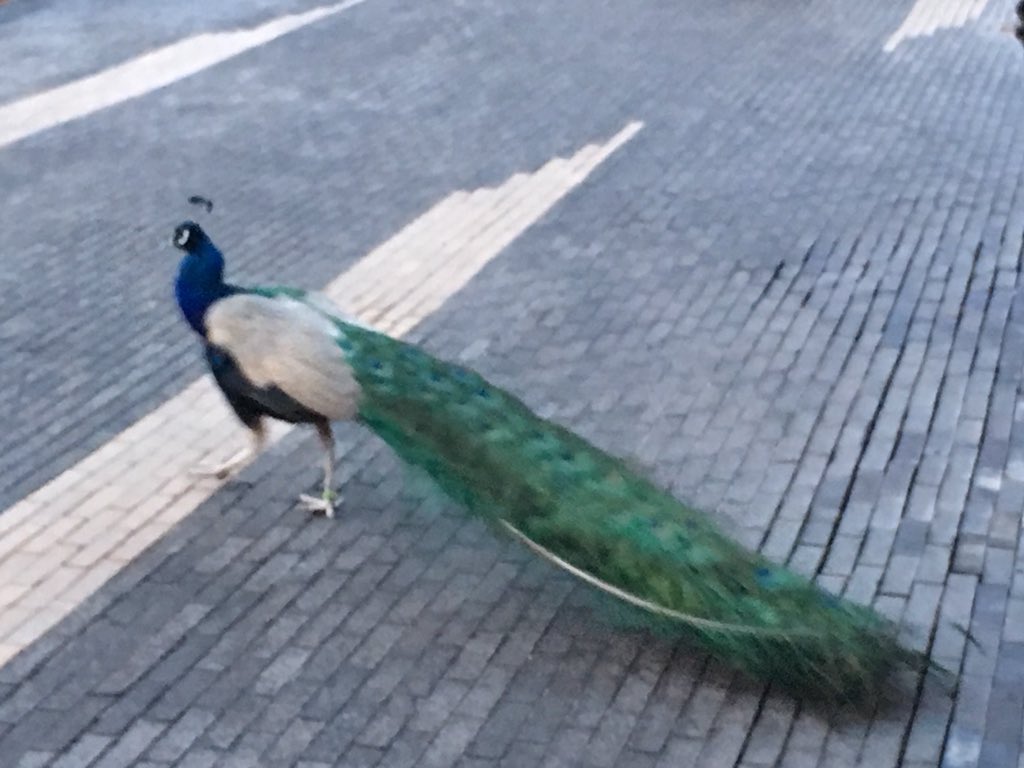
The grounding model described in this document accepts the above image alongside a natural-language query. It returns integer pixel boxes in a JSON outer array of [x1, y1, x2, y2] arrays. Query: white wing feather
[[205, 293, 361, 421]]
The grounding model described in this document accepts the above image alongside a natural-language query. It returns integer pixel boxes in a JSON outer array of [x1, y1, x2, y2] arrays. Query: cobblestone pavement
[[1, 0, 1024, 766]]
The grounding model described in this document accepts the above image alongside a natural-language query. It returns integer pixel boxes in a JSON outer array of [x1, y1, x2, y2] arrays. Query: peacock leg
[[299, 422, 337, 518], [191, 420, 266, 479]]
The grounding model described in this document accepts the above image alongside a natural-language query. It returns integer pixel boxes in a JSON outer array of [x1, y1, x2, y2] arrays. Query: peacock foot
[[299, 489, 338, 519], [190, 427, 265, 482], [189, 451, 250, 480]]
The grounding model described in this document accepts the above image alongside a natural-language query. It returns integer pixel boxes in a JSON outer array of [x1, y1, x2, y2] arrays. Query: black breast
[[205, 344, 325, 427]]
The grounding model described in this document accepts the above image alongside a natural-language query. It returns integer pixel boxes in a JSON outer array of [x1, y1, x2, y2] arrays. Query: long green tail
[[303, 298, 928, 704]]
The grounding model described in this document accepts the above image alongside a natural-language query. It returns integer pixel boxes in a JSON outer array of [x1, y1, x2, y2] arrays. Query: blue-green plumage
[[170, 221, 931, 703]]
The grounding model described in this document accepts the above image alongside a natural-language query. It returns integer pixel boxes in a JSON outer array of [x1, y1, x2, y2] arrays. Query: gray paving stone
[[977, 642, 1024, 768], [421, 717, 486, 768], [145, 709, 215, 763], [3, 0, 1024, 766], [91, 720, 166, 768], [0, 698, 106, 757], [408, 662, 469, 718], [174, 749, 221, 768], [655, 736, 704, 768], [16, 752, 53, 768], [51, 735, 112, 768], [455, 666, 516, 722], [740, 694, 795, 766], [263, 718, 325, 766]]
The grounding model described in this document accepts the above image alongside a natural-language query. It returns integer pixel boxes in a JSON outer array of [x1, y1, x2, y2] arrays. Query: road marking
[[0, 0, 367, 150], [0, 121, 643, 667], [884, 0, 989, 51]]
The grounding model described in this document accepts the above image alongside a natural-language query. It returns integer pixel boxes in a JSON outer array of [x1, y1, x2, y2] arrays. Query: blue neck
[[174, 240, 235, 337]]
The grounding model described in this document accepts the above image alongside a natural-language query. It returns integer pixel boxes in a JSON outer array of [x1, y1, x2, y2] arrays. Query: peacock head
[[172, 220, 224, 278], [172, 221, 207, 253], [173, 220, 226, 283]]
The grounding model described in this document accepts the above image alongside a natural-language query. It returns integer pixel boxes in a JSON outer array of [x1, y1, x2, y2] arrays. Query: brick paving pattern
[[1, 0, 1023, 766]]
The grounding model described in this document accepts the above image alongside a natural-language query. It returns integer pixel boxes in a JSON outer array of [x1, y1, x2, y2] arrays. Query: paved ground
[[1, 0, 1024, 766]]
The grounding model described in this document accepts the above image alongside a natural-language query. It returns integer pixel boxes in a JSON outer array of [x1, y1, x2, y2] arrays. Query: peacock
[[171, 214, 929, 705]]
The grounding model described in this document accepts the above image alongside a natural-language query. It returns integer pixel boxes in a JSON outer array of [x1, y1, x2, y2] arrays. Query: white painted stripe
[[335, 124, 642, 336], [0, 121, 643, 666], [884, 0, 989, 51], [0, 0, 367, 150]]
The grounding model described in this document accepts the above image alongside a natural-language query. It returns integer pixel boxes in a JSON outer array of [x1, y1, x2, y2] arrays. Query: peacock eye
[[176, 229, 190, 247]]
